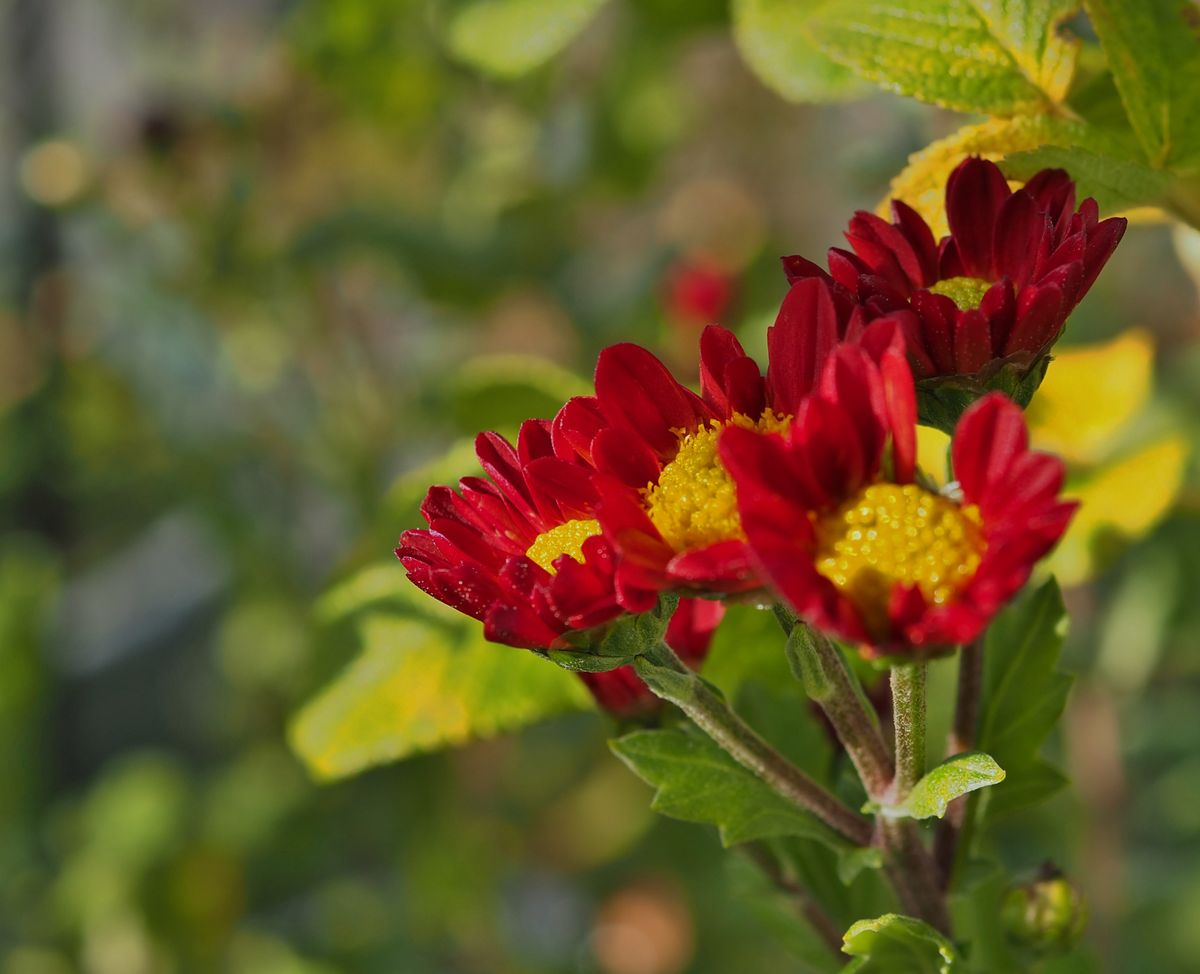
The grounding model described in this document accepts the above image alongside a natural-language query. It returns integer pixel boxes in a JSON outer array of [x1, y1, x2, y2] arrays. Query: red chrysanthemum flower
[[396, 415, 721, 716], [565, 279, 912, 610], [718, 342, 1076, 658], [783, 157, 1126, 424]]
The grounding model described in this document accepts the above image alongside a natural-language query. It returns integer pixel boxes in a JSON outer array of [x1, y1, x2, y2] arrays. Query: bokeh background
[[2, 1, 1200, 972]]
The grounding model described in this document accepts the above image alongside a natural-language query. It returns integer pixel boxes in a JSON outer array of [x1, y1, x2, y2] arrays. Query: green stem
[[742, 844, 843, 958], [891, 663, 927, 797], [883, 662, 951, 935], [935, 639, 983, 887], [635, 642, 873, 847], [783, 622, 894, 800]]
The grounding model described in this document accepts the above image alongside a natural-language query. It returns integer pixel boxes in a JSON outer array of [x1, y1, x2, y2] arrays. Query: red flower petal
[[951, 393, 1029, 516], [945, 157, 1011, 277], [766, 277, 845, 414]]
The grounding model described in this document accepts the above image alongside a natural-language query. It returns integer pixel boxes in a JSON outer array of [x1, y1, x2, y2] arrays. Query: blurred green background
[[2, 1, 1199, 971]]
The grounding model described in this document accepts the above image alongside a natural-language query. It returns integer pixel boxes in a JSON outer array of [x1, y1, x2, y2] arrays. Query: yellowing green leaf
[[916, 425, 952, 484], [874, 752, 1005, 820], [1026, 329, 1154, 464], [1048, 436, 1191, 586], [965, 0, 1081, 104], [732, 0, 867, 104], [810, 0, 1075, 116], [446, 0, 610, 78], [290, 615, 592, 780], [1083, 0, 1200, 168]]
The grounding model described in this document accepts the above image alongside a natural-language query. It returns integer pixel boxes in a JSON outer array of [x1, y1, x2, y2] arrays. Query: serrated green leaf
[[809, 0, 1073, 115], [841, 913, 960, 972], [1002, 144, 1173, 213], [290, 615, 592, 780], [975, 578, 1073, 818], [732, 0, 868, 103], [446, 0, 610, 78], [1083, 0, 1200, 168], [875, 752, 1005, 820], [611, 726, 880, 881]]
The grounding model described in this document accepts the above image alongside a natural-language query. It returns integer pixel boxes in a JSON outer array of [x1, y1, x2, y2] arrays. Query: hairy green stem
[[935, 639, 983, 887], [635, 642, 873, 847], [883, 661, 951, 934], [783, 622, 894, 800], [891, 663, 927, 796]]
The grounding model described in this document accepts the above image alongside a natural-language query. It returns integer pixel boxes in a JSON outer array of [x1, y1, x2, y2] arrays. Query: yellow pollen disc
[[644, 410, 790, 552], [928, 275, 992, 310], [813, 483, 985, 636], [525, 518, 602, 574]]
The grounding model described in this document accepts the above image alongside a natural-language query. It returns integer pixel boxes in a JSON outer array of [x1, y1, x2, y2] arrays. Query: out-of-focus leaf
[[872, 752, 1005, 820], [700, 602, 791, 700], [611, 726, 881, 880], [1047, 435, 1190, 586], [732, 0, 867, 104], [384, 437, 482, 531], [290, 615, 592, 780], [810, 0, 1073, 115], [1083, 0, 1200, 168], [976, 579, 1072, 819], [446, 0, 610, 78], [1026, 329, 1154, 464], [315, 562, 462, 625], [447, 354, 590, 436], [841, 913, 959, 972], [1003, 144, 1173, 214]]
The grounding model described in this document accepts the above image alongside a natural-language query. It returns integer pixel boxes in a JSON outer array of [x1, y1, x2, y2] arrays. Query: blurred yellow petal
[[916, 425, 952, 485], [1047, 436, 1190, 586], [1026, 329, 1154, 464]]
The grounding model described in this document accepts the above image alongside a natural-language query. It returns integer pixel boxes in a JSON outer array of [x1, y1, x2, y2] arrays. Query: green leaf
[[1083, 0, 1200, 168], [841, 913, 960, 972], [446, 0, 610, 78], [446, 354, 591, 437], [975, 578, 1073, 818], [732, 0, 868, 103], [290, 615, 592, 780], [611, 726, 880, 881], [872, 752, 1005, 820], [963, 0, 1081, 105], [809, 0, 1075, 115], [1002, 144, 1173, 213]]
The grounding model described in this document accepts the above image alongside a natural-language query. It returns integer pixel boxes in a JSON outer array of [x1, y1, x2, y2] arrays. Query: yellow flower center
[[525, 518, 602, 574], [644, 411, 790, 552], [928, 275, 991, 310], [813, 483, 985, 636]]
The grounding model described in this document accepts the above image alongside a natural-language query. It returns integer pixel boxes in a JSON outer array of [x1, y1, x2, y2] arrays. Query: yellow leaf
[[880, 118, 1063, 235], [1025, 329, 1154, 464], [917, 425, 952, 485], [290, 616, 592, 780], [1048, 436, 1190, 586]]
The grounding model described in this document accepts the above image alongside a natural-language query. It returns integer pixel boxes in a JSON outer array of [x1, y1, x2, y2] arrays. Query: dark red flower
[[396, 412, 720, 714], [565, 279, 915, 610], [565, 279, 924, 611], [719, 342, 1075, 657], [783, 157, 1126, 412]]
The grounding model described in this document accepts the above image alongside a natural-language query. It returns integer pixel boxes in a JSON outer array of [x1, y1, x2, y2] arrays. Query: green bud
[[1001, 869, 1087, 952]]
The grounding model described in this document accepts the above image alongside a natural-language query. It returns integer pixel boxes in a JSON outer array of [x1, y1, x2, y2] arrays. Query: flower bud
[[1001, 868, 1087, 952]]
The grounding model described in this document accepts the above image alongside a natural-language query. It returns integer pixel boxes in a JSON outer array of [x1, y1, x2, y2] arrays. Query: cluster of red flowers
[[398, 159, 1125, 716]]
